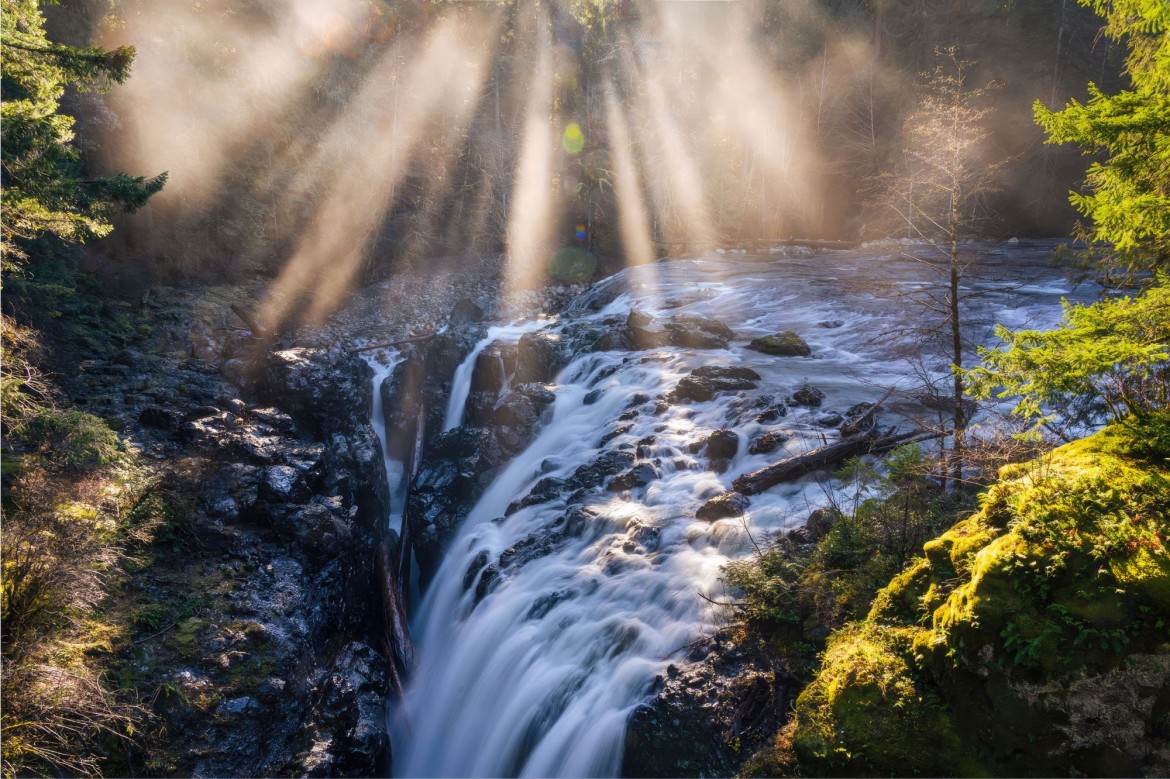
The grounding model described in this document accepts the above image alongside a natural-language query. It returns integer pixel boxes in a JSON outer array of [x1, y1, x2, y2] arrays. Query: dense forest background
[[44, 0, 1122, 287]]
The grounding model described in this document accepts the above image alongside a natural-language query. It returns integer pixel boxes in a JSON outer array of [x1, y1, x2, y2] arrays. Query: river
[[380, 241, 1094, 777]]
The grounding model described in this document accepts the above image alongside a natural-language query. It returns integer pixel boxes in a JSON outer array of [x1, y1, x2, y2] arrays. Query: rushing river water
[[382, 242, 1095, 777]]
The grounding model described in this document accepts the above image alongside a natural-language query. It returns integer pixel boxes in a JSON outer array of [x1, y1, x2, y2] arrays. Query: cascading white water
[[393, 243, 1094, 777], [364, 350, 406, 531], [443, 319, 554, 433]]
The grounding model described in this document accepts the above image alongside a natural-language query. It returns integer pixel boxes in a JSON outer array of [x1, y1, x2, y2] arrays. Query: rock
[[804, 507, 839, 542], [815, 411, 844, 427], [705, 429, 740, 459], [668, 365, 758, 405], [566, 450, 636, 492], [515, 330, 564, 384], [506, 476, 565, 515], [748, 429, 791, 455], [692, 365, 760, 382], [139, 404, 182, 431], [748, 331, 811, 357], [841, 402, 879, 437], [608, 463, 660, 491], [474, 564, 500, 603], [790, 384, 826, 407], [697, 492, 750, 521], [621, 630, 793, 778], [670, 375, 717, 403], [626, 309, 734, 350], [450, 298, 483, 325], [584, 388, 603, 405], [471, 343, 517, 396], [819, 320, 844, 329]]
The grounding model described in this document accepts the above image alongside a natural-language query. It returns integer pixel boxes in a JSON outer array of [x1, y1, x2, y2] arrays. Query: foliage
[[791, 424, 1170, 775], [722, 446, 959, 649], [789, 624, 966, 777], [0, 315, 54, 439], [967, 279, 1170, 430], [0, 0, 165, 264], [1034, 0, 1170, 273]]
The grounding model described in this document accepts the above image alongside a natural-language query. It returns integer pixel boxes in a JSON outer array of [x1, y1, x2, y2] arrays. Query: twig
[[131, 619, 179, 645], [350, 333, 437, 354]]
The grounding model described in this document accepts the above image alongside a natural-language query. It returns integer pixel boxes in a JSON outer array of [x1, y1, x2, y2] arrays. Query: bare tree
[[876, 47, 1003, 485]]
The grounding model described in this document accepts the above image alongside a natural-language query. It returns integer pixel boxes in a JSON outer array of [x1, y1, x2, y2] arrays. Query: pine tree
[[1033, 0, 1170, 274], [1, 0, 166, 266]]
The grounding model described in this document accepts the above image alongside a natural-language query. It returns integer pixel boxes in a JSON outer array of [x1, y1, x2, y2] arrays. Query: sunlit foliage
[[0, 0, 165, 266], [1034, 0, 1170, 271]]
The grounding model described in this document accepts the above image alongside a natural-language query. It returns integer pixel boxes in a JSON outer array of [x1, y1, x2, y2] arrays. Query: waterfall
[[365, 350, 405, 532], [390, 244, 1091, 777], [443, 319, 553, 433]]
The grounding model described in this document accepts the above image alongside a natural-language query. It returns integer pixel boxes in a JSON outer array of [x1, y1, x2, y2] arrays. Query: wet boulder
[[668, 365, 760, 405], [566, 450, 636, 492], [748, 429, 792, 456], [608, 463, 660, 491], [405, 427, 503, 586], [697, 491, 750, 521], [626, 309, 734, 350], [263, 347, 374, 438], [790, 384, 826, 407], [515, 330, 566, 384], [705, 429, 740, 459], [748, 331, 811, 357], [471, 343, 517, 396], [506, 476, 566, 515]]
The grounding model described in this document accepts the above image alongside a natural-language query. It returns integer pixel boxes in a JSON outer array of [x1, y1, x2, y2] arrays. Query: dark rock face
[[747, 331, 812, 357], [790, 384, 826, 407], [803, 507, 839, 542], [299, 642, 392, 778], [403, 378, 556, 587], [68, 343, 398, 777], [697, 491, 750, 521], [622, 630, 797, 778], [515, 330, 567, 384]]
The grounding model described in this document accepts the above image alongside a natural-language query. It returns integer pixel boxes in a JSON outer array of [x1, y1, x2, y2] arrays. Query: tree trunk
[[732, 428, 931, 496]]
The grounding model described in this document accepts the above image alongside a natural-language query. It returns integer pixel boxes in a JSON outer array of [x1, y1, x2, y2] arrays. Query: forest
[[1, 0, 1167, 777]]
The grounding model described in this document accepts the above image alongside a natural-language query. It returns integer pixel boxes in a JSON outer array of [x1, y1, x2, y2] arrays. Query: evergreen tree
[[0, 0, 166, 266], [1033, 0, 1170, 274]]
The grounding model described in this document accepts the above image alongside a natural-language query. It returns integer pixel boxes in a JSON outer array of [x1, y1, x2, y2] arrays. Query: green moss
[[792, 422, 1170, 775], [792, 624, 970, 776], [1111, 548, 1170, 611], [748, 331, 812, 357]]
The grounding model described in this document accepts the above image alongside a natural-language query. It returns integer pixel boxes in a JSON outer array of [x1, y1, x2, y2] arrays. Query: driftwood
[[230, 303, 265, 338], [378, 537, 417, 682], [350, 333, 436, 354], [732, 428, 934, 496]]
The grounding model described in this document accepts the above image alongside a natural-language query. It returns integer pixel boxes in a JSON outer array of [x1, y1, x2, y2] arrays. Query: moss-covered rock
[[791, 624, 968, 776], [748, 331, 812, 357], [790, 425, 1170, 776]]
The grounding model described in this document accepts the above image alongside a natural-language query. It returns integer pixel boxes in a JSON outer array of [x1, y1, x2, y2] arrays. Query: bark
[[732, 428, 933, 496]]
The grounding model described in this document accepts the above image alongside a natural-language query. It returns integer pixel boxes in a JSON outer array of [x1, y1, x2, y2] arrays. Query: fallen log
[[732, 428, 935, 496], [377, 537, 417, 677], [230, 303, 265, 338], [350, 333, 436, 354]]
